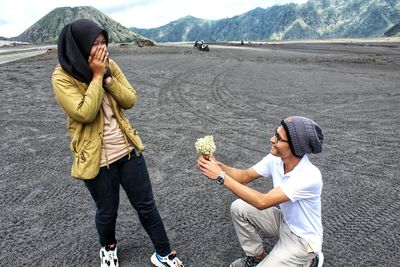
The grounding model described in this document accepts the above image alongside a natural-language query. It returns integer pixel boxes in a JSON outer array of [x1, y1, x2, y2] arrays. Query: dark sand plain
[[0, 41, 399, 266]]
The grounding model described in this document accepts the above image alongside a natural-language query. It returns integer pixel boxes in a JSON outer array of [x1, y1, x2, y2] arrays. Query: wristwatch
[[216, 171, 226, 185]]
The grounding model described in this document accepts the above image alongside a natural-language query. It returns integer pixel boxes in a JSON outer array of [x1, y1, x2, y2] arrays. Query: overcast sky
[[0, 0, 308, 38]]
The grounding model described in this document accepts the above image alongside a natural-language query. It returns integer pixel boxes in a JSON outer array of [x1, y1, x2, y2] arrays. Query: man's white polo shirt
[[253, 154, 323, 252]]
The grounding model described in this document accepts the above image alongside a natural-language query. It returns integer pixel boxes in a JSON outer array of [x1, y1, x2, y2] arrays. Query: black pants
[[84, 153, 171, 256]]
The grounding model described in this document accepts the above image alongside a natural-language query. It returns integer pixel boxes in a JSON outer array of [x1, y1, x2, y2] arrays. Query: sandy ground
[[0, 44, 56, 65], [0, 42, 399, 266]]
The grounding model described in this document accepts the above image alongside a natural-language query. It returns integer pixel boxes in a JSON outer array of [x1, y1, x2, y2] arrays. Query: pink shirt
[[100, 95, 131, 167]]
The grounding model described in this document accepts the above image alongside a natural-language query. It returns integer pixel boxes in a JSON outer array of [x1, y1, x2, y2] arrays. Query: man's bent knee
[[230, 199, 259, 218]]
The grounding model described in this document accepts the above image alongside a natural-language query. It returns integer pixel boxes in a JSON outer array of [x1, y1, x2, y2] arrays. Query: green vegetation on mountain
[[131, 0, 400, 42], [16, 6, 145, 44]]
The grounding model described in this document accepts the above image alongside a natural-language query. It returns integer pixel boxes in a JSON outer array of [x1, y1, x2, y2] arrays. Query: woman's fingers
[[89, 46, 109, 70], [93, 46, 107, 62], [88, 46, 109, 79], [99, 47, 106, 61]]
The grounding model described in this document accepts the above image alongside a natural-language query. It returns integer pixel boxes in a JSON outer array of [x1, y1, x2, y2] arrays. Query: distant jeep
[[194, 40, 209, 51]]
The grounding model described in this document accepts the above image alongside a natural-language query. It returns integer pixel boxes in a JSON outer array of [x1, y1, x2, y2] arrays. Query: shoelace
[[104, 248, 117, 265], [109, 250, 118, 265]]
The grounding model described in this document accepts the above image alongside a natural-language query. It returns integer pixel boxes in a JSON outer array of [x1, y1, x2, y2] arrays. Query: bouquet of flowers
[[195, 135, 216, 159]]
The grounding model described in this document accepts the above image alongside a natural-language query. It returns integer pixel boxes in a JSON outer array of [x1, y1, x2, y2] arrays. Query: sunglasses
[[273, 127, 289, 143]]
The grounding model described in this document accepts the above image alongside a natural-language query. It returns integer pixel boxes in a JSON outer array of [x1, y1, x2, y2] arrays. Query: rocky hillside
[[132, 16, 214, 42], [132, 0, 400, 41], [384, 23, 400, 36], [16, 6, 145, 44]]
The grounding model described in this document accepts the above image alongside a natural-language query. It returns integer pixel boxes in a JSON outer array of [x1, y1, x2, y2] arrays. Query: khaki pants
[[230, 199, 315, 267]]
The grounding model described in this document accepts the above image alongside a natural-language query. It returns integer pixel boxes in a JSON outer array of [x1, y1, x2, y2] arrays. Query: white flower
[[195, 135, 216, 156]]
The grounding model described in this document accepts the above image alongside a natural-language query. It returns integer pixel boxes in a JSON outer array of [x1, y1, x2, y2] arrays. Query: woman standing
[[52, 19, 183, 267]]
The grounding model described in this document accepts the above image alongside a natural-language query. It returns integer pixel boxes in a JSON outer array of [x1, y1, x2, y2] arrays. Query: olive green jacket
[[52, 59, 144, 179]]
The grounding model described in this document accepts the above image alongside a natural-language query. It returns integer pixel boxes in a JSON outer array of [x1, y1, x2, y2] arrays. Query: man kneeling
[[198, 116, 324, 266]]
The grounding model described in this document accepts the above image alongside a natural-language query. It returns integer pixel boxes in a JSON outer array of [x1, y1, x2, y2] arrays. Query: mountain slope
[[131, 16, 213, 42], [384, 23, 400, 36], [307, 0, 400, 38], [16, 6, 145, 44], [132, 0, 400, 41]]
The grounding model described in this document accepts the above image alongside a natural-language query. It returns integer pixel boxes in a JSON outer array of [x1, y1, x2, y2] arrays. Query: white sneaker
[[100, 245, 119, 267], [151, 250, 184, 267]]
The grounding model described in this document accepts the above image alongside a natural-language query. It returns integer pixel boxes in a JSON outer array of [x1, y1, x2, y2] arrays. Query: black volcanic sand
[[1, 42, 399, 266]]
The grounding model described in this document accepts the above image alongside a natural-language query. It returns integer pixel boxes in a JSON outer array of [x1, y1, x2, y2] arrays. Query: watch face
[[216, 176, 224, 185]]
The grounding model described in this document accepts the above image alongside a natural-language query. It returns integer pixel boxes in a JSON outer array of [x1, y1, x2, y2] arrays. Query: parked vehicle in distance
[[194, 40, 209, 51]]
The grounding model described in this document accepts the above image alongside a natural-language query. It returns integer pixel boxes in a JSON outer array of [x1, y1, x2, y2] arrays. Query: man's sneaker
[[100, 245, 119, 267], [151, 250, 184, 267], [309, 251, 324, 267], [230, 255, 262, 267]]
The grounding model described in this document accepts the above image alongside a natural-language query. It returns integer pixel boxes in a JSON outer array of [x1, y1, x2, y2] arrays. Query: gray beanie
[[280, 116, 324, 158]]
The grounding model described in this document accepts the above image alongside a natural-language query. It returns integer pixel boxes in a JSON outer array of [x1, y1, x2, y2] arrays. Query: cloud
[[268, 0, 308, 4], [111, 0, 310, 28], [0, 0, 310, 37], [109, 0, 276, 28], [102, 0, 158, 13]]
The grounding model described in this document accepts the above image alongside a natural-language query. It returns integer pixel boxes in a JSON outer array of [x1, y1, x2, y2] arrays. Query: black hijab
[[57, 19, 109, 84]]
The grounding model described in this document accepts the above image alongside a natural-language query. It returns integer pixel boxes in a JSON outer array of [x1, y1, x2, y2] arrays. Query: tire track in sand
[[210, 64, 278, 120], [158, 65, 222, 125]]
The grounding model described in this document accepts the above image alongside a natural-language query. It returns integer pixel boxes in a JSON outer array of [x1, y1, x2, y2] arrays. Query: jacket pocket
[[125, 126, 144, 152], [70, 137, 101, 179], [119, 117, 145, 152]]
